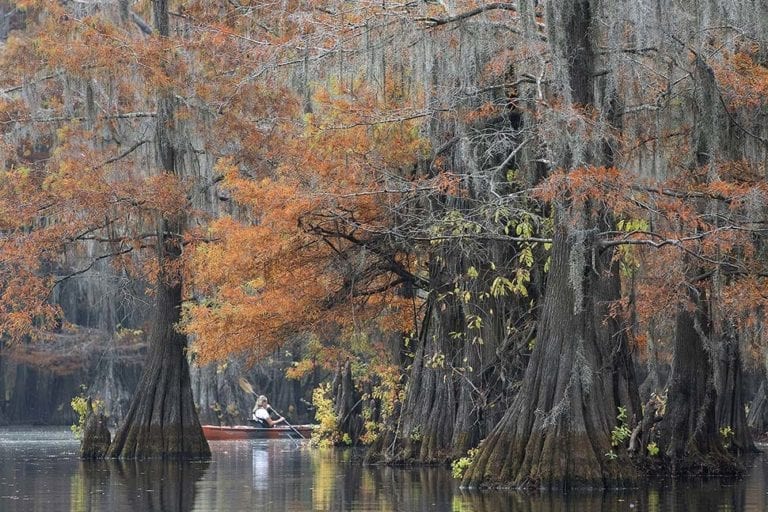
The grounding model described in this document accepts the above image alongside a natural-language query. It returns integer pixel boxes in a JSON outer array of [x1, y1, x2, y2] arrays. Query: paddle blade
[[238, 377, 255, 395]]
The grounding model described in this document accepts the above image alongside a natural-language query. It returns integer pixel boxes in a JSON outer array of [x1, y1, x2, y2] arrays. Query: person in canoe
[[252, 395, 286, 428]]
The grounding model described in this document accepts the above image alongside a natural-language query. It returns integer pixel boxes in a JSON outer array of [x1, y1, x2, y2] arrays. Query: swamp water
[[1, 427, 767, 511]]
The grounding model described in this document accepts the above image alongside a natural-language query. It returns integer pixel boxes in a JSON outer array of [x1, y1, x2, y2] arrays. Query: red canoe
[[202, 424, 315, 441]]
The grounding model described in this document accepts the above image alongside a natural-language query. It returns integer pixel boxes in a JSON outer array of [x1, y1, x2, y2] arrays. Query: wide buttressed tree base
[[463, 225, 639, 490], [638, 293, 744, 476], [109, 274, 209, 459]]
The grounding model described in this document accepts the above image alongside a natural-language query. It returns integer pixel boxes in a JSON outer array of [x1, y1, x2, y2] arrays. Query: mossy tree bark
[[332, 361, 364, 445], [715, 331, 755, 455], [462, 226, 639, 489], [389, 292, 460, 463], [652, 294, 741, 474], [463, 0, 639, 489], [647, 53, 754, 471], [81, 397, 111, 459], [451, 268, 525, 458], [108, 264, 210, 458], [379, 248, 527, 464], [375, 72, 533, 464]]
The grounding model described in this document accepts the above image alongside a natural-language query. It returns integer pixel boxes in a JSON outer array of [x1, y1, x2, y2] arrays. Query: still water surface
[[1, 427, 768, 511]]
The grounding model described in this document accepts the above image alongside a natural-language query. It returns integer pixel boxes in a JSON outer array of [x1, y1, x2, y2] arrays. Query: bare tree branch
[[416, 2, 518, 28]]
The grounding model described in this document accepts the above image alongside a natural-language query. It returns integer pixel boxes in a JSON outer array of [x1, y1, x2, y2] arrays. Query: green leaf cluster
[[610, 406, 632, 447], [70, 394, 103, 440], [451, 447, 479, 479]]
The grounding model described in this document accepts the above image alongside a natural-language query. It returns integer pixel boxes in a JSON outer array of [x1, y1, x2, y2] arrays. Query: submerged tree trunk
[[379, 254, 524, 464], [646, 51, 754, 472], [463, 227, 639, 489], [392, 294, 460, 462], [463, 0, 641, 489], [81, 397, 111, 459]]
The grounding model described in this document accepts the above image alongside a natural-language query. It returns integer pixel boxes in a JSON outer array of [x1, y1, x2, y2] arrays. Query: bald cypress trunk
[[748, 378, 768, 437], [108, 0, 209, 458], [654, 297, 740, 474], [377, 248, 525, 464], [332, 361, 364, 445], [644, 51, 754, 472], [715, 332, 755, 455], [108, 268, 209, 458], [463, 227, 639, 489], [386, 294, 460, 463], [463, 0, 640, 488], [81, 397, 111, 459]]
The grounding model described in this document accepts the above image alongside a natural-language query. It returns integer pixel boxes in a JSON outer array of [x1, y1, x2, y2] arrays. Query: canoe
[[202, 424, 314, 441]]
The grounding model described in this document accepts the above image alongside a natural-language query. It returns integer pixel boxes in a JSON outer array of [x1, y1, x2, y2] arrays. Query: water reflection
[[77, 459, 209, 512], [252, 446, 269, 490], [2, 428, 768, 511], [452, 476, 759, 512]]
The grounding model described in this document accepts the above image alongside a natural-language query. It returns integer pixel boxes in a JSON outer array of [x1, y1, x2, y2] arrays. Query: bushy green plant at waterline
[[451, 448, 479, 479], [70, 394, 104, 439], [311, 383, 341, 447]]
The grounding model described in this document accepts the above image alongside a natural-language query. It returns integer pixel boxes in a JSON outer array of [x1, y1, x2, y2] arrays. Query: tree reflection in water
[[306, 446, 761, 512], [78, 459, 209, 512], [452, 482, 752, 512], [67, 439, 768, 512]]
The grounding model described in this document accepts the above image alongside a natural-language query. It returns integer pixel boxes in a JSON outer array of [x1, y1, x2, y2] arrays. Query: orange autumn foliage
[[1, 0, 441, 369], [185, 78, 428, 363]]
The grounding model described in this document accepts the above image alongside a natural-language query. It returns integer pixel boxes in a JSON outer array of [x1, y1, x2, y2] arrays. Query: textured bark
[[747, 379, 768, 436], [463, 228, 640, 489], [389, 295, 459, 463], [648, 48, 754, 471], [90, 347, 145, 429], [107, 0, 209, 459], [332, 361, 364, 445], [380, 269, 523, 464], [452, 261, 528, 458], [81, 397, 111, 459], [463, 0, 641, 488], [638, 322, 665, 401], [108, 275, 210, 458], [654, 299, 741, 474], [715, 333, 755, 454]]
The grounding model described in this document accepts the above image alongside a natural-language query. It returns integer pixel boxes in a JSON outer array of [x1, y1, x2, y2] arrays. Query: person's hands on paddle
[[267, 405, 285, 424]]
